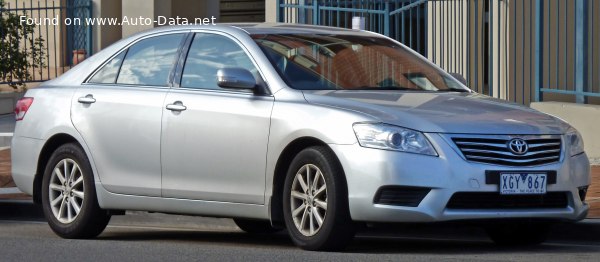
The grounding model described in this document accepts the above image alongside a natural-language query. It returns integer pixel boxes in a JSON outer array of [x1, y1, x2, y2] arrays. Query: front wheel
[[41, 143, 111, 238], [283, 146, 355, 251]]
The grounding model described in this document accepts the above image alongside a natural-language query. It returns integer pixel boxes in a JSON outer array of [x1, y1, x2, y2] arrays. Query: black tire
[[41, 143, 111, 239], [485, 222, 551, 246], [233, 218, 282, 234], [283, 146, 355, 251]]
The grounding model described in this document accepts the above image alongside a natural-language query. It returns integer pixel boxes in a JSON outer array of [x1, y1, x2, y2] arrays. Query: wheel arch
[[269, 137, 347, 227]]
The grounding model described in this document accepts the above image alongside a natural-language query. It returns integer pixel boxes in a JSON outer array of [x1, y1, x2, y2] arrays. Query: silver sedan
[[11, 23, 590, 251]]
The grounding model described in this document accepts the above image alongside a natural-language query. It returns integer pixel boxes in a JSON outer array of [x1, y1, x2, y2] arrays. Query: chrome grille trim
[[447, 135, 562, 166]]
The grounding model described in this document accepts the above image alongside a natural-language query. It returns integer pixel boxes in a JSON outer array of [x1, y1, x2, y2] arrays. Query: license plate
[[500, 173, 547, 195]]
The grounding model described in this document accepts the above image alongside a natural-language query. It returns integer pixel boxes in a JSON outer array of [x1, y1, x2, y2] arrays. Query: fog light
[[578, 186, 588, 203]]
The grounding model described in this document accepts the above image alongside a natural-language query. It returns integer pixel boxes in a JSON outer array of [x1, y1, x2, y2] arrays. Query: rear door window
[[88, 52, 126, 84], [116, 34, 185, 86]]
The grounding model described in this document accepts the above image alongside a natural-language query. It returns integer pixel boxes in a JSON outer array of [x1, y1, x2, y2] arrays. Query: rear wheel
[[233, 219, 281, 234], [283, 146, 355, 251], [485, 222, 551, 246], [41, 143, 110, 238]]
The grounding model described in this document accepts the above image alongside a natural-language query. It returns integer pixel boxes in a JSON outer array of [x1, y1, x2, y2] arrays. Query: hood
[[302, 90, 570, 135]]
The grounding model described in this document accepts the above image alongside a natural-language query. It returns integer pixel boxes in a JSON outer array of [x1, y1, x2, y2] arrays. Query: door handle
[[77, 94, 96, 104], [166, 101, 187, 112]]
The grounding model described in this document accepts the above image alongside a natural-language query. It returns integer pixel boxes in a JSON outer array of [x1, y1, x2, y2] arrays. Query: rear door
[[161, 32, 274, 204], [72, 32, 186, 196]]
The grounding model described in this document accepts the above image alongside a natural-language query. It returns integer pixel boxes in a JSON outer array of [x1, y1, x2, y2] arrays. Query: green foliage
[[0, 0, 46, 90]]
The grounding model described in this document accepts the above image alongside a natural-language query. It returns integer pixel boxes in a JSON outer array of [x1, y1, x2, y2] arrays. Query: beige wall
[[531, 102, 600, 161], [265, 0, 277, 22], [92, 0, 122, 53]]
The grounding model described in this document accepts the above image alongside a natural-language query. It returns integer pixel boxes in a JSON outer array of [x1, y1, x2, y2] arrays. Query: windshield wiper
[[355, 86, 416, 91], [437, 88, 471, 93]]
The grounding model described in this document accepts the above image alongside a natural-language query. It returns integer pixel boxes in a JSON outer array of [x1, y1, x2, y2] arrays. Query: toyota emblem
[[508, 138, 528, 155]]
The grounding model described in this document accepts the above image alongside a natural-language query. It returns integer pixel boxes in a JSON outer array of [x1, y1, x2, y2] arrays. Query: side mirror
[[217, 68, 256, 89], [449, 73, 467, 86]]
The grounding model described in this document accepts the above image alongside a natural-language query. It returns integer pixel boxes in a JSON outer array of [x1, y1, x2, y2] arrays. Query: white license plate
[[500, 173, 547, 195]]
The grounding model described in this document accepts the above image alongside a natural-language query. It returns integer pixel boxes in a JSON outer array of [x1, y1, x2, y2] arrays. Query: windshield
[[252, 34, 468, 91]]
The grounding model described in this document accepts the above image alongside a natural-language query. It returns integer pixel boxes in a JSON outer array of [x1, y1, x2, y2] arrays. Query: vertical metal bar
[[337, 2, 340, 27], [298, 0, 305, 23], [410, 4, 413, 48], [442, 0, 446, 69], [276, 0, 281, 22], [564, 0, 567, 90], [521, 0, 525, 103], [424, 2, 428, 56], [497, 0, 501, 98], [594, 0, 597, 93], [52, 0, 57, 78], [475, 0, 479, 92], [546, 0, 550, 90], [454, 0, 457, 74], [556, 0, 559, 89], [575, 0, 589, 103], [591, 0, 594, 92], [87, 1, 92, 56], [417, 3, 421, 53], [313, 0, 318, 25], [530, 0, 534, 102], [489, 0, 493, 96], [37, 0, 42, 74], [504, 0, 508, 99], [45, 0, 50, 79], [467, 0, 471, 86], [433, 1, 436, 63], [445, 0, 449, 70], [513, 0, 517, 102], [534, 0, 544, 102], [461, 0, 464, 77]]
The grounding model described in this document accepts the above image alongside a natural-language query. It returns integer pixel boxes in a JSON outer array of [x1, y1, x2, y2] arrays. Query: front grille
[[446, 192, 569, 209], [451, 136, 561, 166], [374, 186, 431, 207]]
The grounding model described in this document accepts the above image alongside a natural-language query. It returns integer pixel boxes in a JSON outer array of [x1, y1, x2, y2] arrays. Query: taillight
[[14, 97, 34, 121]]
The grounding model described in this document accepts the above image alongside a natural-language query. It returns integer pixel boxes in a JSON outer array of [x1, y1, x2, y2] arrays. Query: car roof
[[140, 22, 380, 37]]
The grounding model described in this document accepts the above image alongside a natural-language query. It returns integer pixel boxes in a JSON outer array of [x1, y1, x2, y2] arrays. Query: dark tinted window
[[253, 34, 466, 92], [181, 33, 256, 90], [88, 51, 126, 84], [117, 34, 184, 86]]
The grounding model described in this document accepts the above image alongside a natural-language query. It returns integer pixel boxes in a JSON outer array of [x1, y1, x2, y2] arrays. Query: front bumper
[[330, 133, 590, 223]]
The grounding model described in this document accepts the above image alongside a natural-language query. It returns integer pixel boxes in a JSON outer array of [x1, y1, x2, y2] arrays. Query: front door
[[161, 32, 273, 204]]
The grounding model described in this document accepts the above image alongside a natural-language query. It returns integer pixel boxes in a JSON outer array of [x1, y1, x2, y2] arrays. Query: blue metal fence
[[278, 0, 600, 105], [0, 0, 92, 84]]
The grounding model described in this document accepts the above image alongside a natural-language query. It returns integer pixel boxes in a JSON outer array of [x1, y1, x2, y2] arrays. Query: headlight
[[566, 127, 584, 156], [352, 123, 437, 156]]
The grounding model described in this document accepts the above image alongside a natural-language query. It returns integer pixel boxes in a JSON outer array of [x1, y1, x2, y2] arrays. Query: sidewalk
[[0, 148, 30, 200]]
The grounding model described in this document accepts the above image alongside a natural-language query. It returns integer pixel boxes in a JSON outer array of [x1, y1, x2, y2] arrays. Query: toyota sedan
[[11, 23, 590, 251]]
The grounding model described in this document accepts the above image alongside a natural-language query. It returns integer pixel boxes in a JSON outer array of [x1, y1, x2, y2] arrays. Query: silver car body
[[12, 24, 590, 224]]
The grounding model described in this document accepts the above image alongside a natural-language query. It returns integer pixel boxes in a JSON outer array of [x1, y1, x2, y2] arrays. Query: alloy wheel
[[290, 164, 328, 236], [48, 158, 85, 224]]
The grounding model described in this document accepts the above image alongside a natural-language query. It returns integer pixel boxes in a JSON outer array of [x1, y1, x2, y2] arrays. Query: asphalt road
[[1, 201, 600, 261]]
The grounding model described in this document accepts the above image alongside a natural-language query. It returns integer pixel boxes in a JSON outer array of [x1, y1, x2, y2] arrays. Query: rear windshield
[[252, 34, 466, 92]]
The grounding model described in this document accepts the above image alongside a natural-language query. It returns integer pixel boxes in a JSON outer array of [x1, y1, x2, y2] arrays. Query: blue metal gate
[[278, 0, 600, 105]]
